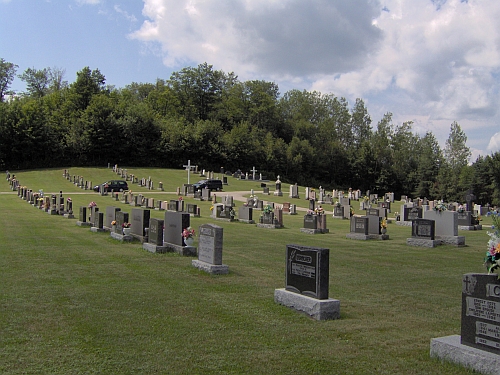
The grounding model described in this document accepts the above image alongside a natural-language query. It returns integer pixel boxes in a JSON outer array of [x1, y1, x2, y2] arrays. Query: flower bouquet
[[485, 215, 500, 279], [433, 202, 447, 212]]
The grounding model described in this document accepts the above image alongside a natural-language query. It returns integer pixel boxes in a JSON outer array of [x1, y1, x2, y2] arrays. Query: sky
[[1, 0, 500, 161]]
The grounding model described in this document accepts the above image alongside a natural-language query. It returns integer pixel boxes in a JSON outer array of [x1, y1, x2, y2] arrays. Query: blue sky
[[1, 0, 500, 160]]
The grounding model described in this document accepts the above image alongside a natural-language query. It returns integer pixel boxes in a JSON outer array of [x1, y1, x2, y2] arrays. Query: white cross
[[251, 166, 257, 180], [183, 160, 196, 184]]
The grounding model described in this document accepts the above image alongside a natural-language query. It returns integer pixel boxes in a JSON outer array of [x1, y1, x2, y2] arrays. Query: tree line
[[1, 58, 499, 205]]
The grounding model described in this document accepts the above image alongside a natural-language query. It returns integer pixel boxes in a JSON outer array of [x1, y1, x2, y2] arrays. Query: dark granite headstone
[[187, 203, 198, 215], [131, 208, 150, 237], [352, 216, 368, 235], [411, 219, 435, 239], [115, 211, 129, 234], [333, 206, 344, 217], [303, 214, 317, 229], [404, 207, 423, 221], [457, 211, 473, 226], [93, 212, 104, 229], [198, 224, 223, 265], [285, 244, 329, 300], [79, 206, 87, 222], [148, 218, 164, 245], [367, 208, 380, 217], [461, 273, 500, 354], [163, 211, 190, 246]]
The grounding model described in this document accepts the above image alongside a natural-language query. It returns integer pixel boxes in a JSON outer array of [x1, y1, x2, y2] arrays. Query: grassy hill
[[0, 167, 489, 374]]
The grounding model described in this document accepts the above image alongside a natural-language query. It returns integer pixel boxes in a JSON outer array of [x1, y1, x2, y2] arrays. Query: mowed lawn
[[0, 168, 488, 374]]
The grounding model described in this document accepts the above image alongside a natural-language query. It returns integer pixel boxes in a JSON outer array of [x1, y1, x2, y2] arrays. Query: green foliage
[[0, 58, 498, 204]]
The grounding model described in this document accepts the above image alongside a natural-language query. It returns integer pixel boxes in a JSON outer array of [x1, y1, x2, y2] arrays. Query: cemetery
[[2, 166, 500, 374]]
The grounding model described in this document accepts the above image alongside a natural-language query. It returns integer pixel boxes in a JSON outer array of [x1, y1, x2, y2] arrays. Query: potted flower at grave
[[122, 222, 131, 236], [434, 202, 447, 212], [261, 204, 274, 224], [380, 219, 388, 234], [229, 207, 236, 220], [457, 204, 465, 213], [88, 201, 97, 208], [334, 201, 341, 208], [182, 227, 195, 246], [349, 206, 354, 217], [111, 220, 117, 231], [484, 215, 500, 279], [315, 206, 324, 215]]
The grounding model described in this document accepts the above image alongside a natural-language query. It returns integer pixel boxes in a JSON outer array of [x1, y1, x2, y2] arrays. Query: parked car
[[93, 180, 128, 193], [192, 179, 223, 191]]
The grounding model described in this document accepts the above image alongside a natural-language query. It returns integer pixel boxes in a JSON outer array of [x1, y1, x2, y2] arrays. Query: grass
[[0, 167, 488, 374]]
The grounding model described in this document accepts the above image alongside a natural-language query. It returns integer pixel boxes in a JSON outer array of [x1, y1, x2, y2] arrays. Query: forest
[[1, 58, 499, 205]]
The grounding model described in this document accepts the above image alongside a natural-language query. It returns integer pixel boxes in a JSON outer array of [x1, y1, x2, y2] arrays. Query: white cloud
[[114, 5, 137, 23], [76, 0, 100, 4], [129, 0, 500, 156], [487, 132, 500, 153]]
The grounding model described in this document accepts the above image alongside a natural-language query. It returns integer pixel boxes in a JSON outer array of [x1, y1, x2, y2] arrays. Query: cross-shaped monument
[[183, 160, 196, 185], [251, 166, 257, 181]]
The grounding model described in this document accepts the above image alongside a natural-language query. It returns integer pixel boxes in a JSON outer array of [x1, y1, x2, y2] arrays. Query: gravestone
[[424, 210, 465, 245], [186, 203, 199, 217], [289, 184, 299, 199], [162, 211, 195, 256], [77, 206, 91, 226], [274, 244, 339, 320], [238, 206, 254, 224], [346, 216, 378, 240], [114, 211, 129, 234], [406, 219, 439, 247], [105, 206, 121, 229], [130, 208, 150, 241], [403, 207, 423, 222], [143, 218, 166, 253], [192, 224, 228, 274], [284, 244, 329, 299], [148, 218, 164, 246], [90, 212, 105, 232], [430, 273, 500, 374]]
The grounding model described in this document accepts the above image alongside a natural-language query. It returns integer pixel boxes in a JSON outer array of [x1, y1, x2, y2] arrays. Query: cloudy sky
[[1, 0, 499, 160]]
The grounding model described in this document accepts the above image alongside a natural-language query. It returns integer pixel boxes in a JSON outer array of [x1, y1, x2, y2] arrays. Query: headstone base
[[238, 219, 255, 224], [380, 234, 389, 240], [192, 260, 229, 275], [213, 217, 235, 222], [395, 221, 412, 226], [274, 288, 340, 321], [142, 243, 167, 254], [346, 233, 379, 240], [48, 210, 57, 215], [332, 215, 347, 220], [300, 228, 328, 234], [436, 235, 465, 246], [430, 335, 500, 375], [76, 221, 91, 227], [90, 227, 106, 233], [162, 242, 197, 257], [273, 192, 283, 196], [406, 238, 440, 247], [63, 214, 75, 219], [257, 223, 283, 229], [459, 225, 482, 231], [110, 232, 134, 242]]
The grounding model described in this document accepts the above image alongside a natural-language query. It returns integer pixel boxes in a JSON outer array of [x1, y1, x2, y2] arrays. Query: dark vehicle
[[192, 179, 223, 191], [93, 180, 128, 193]]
